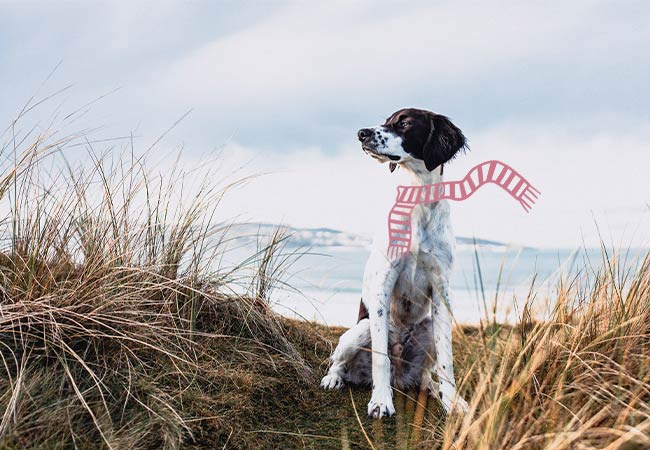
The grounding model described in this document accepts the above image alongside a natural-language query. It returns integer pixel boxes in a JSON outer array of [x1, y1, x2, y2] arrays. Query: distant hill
[[224, 222, 510, 249]]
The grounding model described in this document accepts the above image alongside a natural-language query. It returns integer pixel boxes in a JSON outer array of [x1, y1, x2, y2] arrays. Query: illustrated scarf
[[387, 160, 540, 260]]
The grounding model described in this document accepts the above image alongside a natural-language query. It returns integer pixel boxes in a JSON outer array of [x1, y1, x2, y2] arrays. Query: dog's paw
[[438, 384, 469, 415], [367, 387, 395, 419], [320, 373, 344, 390], [452, 395, 470, 414]]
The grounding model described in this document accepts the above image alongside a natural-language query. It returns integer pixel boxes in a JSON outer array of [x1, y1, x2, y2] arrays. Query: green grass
[[1, 113, 649, 449]]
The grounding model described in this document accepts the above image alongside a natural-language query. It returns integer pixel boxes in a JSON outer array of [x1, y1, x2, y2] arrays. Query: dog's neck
[[385, 160, 540, 260], [395, 159, 443, 186]]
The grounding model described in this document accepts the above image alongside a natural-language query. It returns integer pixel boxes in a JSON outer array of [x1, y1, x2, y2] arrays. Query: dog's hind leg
[[320, 318, 371, 390]]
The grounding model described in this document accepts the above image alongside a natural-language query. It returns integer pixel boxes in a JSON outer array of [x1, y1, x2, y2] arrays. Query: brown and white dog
[[320, 108, 470, 418]]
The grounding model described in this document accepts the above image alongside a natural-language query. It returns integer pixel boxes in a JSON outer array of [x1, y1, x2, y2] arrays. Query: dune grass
[[0, 117, 649, 449], [0, 119, 315, 449], [428, 246, 650, 449]]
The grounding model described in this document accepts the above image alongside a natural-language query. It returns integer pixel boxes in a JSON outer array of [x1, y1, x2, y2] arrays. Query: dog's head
[[358, 108, 467, 173]]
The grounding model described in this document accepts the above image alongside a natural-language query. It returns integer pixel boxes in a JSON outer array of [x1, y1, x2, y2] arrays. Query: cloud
[[2, 0, 648, 151], [449, 117, 650, 247], [212, 117, 650, 248], [0, 0, 648, 248], [151, 0, 649, 111]]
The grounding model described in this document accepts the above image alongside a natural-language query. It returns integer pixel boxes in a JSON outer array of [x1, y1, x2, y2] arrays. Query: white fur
[[322, 126, 468, 418], [320, 318, 370, 389]]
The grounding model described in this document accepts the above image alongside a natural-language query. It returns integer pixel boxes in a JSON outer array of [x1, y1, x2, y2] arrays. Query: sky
[[0, 0, 649, 248]]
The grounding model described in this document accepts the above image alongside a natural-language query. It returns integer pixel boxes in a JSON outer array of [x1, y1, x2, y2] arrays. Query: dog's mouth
[[362, 145, 401, 162]]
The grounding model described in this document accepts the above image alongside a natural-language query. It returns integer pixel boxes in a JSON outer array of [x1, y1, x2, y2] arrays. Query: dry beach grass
[[0, 115, 649, 449]]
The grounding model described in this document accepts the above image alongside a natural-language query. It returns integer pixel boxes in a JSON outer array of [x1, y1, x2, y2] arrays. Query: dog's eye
[[397, 120, 409, 129]]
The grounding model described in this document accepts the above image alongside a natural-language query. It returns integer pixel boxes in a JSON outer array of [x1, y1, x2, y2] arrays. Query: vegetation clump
[[0, 117, 649, 449]]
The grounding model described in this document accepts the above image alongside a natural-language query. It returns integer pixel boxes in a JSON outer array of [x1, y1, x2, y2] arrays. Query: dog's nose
[[358, 128, 372, 142]]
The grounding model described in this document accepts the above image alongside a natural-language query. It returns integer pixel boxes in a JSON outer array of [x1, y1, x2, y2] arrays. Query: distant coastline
[[224, 221, 514, 250]]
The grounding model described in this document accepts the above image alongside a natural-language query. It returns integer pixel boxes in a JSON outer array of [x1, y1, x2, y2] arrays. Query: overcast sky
[[1, 0, 649, 247]]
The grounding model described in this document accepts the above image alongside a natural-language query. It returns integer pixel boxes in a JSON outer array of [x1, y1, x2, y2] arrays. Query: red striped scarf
[[387, 160, 540, 260]]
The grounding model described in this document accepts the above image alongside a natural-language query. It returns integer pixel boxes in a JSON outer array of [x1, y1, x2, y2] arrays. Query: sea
[[219, 223, 644, 327]]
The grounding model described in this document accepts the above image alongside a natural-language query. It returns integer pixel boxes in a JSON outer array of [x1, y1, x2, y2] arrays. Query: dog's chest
[[389, 201, 454, 326]]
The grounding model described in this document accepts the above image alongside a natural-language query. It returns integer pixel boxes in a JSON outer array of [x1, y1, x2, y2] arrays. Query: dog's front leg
[[363, 250, 400, 419], [431, 279, 469, 414]]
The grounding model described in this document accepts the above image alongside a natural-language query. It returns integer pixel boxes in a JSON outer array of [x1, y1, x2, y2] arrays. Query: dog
[[320, 108, 470, 418]]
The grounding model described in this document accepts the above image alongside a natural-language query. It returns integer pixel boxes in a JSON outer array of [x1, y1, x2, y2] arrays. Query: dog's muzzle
[[362, 145, 400, 161], [358, 127, 401, 163]]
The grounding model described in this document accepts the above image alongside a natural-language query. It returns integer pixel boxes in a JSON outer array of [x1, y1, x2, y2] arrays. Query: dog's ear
[[422, 114, 468, 172]]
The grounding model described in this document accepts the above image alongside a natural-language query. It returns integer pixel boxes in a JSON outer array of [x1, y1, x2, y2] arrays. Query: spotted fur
[[321, 108, 469, 419]]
